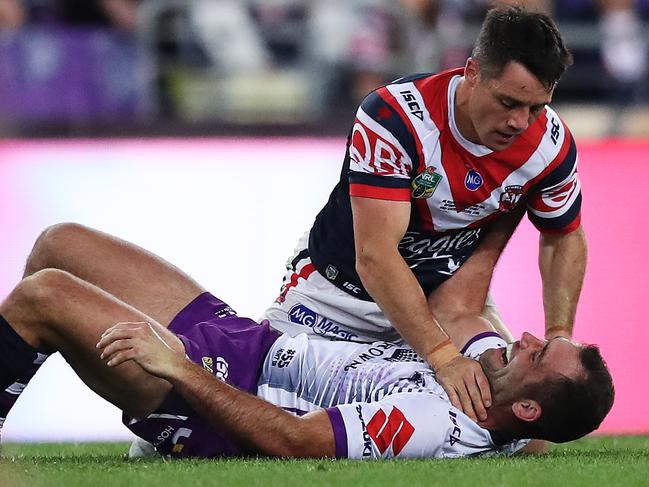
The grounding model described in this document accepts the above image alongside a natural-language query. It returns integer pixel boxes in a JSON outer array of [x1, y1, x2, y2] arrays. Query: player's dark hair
[[472, 6, 573, 89], [522, 345, 614, 443]]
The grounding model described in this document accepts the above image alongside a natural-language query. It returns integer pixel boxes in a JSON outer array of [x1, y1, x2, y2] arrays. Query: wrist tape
[[427, 340, 460, 371]]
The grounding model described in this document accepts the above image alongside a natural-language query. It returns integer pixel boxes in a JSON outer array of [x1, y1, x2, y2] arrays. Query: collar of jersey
[[447, 75, 493, 158]]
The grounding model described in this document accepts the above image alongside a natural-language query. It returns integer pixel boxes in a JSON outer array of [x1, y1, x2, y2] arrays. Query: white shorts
[[261, 232, 510, 343]]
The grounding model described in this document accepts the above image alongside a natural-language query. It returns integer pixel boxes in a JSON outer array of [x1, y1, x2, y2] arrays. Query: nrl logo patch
[[325, 264, 339, 281], [411, 166, 442, 199]]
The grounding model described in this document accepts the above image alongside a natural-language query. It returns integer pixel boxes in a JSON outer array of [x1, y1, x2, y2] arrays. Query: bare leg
[[1, 269, 174, 418], [23, 223, 205, 328]]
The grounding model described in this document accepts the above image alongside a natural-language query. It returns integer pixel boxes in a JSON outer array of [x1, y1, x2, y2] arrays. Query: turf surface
[[0, 436, 647, 487]]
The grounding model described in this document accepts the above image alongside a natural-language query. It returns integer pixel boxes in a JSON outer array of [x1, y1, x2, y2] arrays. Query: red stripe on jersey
[[377, 86, 435, 229], [440, 112, 548, 213], [415, 68, 462, 128], [350, 119, 410, 176], [350, 183, 411, 201], [529, 177, 578, 213], [277, 263, 316, 303], [414, 198, 435, 232], [497, 111, 548, 164], [376, 87, 426, 173], [523, 120, 573, 194], [411, 71, 460, 232]]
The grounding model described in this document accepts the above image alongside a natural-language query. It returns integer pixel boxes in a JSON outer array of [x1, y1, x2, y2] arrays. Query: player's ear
[[465, 58, 480, 87], [511, 400, 541, 422]]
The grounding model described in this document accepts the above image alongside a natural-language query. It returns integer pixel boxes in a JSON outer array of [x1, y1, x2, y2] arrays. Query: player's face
[[467, 61, 554, 151], [480, 332, 583, 404]]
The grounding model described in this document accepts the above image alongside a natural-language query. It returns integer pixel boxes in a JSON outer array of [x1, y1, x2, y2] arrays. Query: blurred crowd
[[0, 0, 647, 130], [0, 0, 139, 30]]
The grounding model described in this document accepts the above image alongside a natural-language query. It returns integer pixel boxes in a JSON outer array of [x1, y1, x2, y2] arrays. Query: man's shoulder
[[529, 105, 572, 147], [353, 68, 462, 151], [360, 68, 463, 109], [354, 391, 516, 458]]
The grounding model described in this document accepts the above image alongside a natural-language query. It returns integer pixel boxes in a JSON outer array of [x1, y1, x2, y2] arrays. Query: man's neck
[[486, 428, 516, 446], [478, 406, 525, 444]]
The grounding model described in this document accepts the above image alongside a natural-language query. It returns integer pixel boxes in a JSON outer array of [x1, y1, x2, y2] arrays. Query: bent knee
[[15, 269, 79, 310], [0, 269, 80, 349], [26, 223, 90, 274], [35, 222, 90, 252]]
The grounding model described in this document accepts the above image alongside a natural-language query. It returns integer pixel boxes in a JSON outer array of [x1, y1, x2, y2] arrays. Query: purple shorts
[[123, 292, 280, 458]]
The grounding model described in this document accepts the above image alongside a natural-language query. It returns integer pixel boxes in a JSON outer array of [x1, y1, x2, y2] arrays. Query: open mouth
[[500, 343, 514, 367]]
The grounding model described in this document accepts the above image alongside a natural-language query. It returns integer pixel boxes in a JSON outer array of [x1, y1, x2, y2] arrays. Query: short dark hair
[[522, 345, 615, 443], [472, 6, 573, 89]]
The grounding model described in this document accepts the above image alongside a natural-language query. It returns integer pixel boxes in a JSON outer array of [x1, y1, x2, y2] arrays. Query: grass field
[[1, 436, 647, 487]]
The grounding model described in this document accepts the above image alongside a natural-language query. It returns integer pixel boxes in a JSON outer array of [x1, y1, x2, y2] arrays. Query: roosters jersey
[[258, 331, 528, 459], [308, 68, 580, 300]]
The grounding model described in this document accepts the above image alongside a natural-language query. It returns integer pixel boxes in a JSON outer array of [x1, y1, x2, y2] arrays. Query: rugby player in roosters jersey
[[263, 6, 586, 426]]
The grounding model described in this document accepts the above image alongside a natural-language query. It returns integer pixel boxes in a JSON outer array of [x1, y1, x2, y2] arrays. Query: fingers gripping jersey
[[308, 68, 581, 299], [257, 333, 528, 459]]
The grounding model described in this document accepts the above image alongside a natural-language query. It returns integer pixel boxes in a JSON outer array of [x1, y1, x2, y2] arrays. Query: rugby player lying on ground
[[0, 225, 613, 458]]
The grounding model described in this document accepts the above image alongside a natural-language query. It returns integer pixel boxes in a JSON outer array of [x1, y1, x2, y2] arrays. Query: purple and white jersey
[[257, 332, 529, 459]]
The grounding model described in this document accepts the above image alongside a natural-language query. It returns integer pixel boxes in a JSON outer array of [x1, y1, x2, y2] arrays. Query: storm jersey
[[308, 68, 580, 300], [257, 332, 529, 459]]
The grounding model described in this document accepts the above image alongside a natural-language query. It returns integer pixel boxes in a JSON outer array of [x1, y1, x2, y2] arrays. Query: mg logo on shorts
[[289, 304, 317, 327]]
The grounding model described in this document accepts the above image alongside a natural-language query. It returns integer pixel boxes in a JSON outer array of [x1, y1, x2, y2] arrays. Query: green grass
[[0, 436, 647, 487]]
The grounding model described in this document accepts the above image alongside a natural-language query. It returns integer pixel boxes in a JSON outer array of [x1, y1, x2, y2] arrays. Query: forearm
[[539, 225, 587, 338], [166, 359, 334, 458], [357, 250, 458, 368], [350, 196, 492, 420], [99, 321, 334, 457], [429, 208, 524, 342], [428, 245, 497, 324]]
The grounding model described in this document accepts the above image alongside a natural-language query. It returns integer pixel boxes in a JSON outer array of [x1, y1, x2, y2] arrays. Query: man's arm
[[97, 321, 335, 458], [428, 206, 526, 346], [351, 196, 491, 421], [539, 225, 587, 339]]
